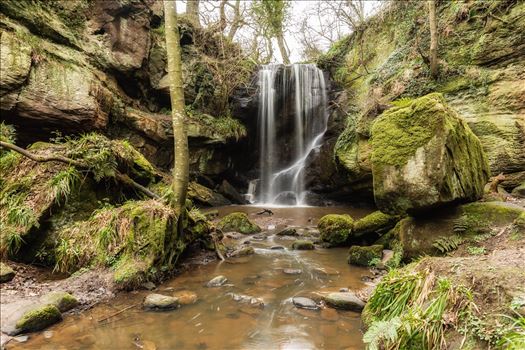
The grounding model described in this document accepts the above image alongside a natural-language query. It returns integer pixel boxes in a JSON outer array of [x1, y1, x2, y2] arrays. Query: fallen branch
[[256, 209, 274, 216], [98, 303, 139, 323], [0, 141, 160, 200]]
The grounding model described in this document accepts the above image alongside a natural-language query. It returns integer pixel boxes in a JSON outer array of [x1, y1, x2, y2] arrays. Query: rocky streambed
[[2, 206, 380, 350]]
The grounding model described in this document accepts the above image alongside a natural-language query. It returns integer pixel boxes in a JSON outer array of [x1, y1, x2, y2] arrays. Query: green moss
[[291, 240, 315, 250], [353, 211, 399, 237], [40, 291, 78, 312], [348, 245, 383, 266], [318, 214, 354, 246], [217, 212, 260, 234], [15, 304, 62, 332], [113, 255, 147, 289], [460, 202, 524, 228]]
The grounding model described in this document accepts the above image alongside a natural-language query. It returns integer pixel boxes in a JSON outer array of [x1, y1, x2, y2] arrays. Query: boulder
[[353, 211, 400, 237], [370, 93, 490, 215], [188, 182, 231, 207], [217, 212, 261, 234], [143, 294, 179, 310], [348, 245, 383, 267], [39, 292, 78, 312], [15, 304, 62, 334], [206, 275, 228, 287], [317, 214, 354, 246], [0, 262, 15, 283], [291, 240, 315, 250], [218, 180, 246, 204], [324, 292, 365, 311]]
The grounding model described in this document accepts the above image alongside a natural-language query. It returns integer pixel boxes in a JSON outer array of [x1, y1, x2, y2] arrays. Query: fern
[[433, 235, 464, 253], [48, 166, 81, 204], [364, 317, 402, 350]]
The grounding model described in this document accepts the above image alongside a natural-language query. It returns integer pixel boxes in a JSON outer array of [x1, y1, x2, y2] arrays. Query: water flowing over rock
[[253, 64, 328, 206]]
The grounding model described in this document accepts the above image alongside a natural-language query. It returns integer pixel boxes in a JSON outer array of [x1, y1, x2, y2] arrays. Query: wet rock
[[173, 290, 198, 305], [270, 245, 285, 250], [230, 246, 255, 257], [324, 292, 365, 311], [39, 291, 79, 312], [12, 335, 28, 343], [276, 228, 298, 236], [347, 245, 383, 267], [141, 282, 157, 291], [225, 232, 243, 240], [15, 304, 62, 333], [291, 240, 315, 250], [283, 268, 302, 275], [274, 191, 297, 205], [143, 294, 179, 310], [251, 234, 267, 241], [292, 297, 319, 310], [0, 262, 15, 283], [320, 308, 340, 321], [217, 212, 261, 234], [206, 275, 228, 287], [512, 182, 525, 198], [339, 288, 349, 292], [227, 293, 264, 308]]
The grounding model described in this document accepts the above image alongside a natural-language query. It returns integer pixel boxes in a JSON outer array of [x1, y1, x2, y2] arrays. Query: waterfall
[[254, 64, 328, 206]]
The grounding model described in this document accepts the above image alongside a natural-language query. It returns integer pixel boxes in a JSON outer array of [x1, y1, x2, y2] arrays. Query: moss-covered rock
[[353, 211, 399, 237], [370, 93, 490, 215], [0, 262, 15, 282], [39, 291, 78, 312], [318, 214, 354, 246], [15, 304, 62, 333], [512, 182, 525, 198], [217, 212, 260, 234], [291, 240, 315, 250], [348, 245, 383, 266]]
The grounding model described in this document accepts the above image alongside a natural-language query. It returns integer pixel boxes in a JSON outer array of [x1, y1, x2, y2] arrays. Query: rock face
[[318, 214, 354, 246], [217, 212, 261, 234], [0, 262, 15, 283], [370, 93, 490, 215]]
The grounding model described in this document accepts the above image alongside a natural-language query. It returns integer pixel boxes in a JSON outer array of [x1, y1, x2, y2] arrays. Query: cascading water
[[253, 63, 328, 206]]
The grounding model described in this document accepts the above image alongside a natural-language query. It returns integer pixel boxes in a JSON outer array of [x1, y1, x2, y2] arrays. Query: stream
[[8, 206, 372, 350]]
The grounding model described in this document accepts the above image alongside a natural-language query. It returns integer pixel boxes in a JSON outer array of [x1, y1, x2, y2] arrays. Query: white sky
[[177, 0, 381, 63]]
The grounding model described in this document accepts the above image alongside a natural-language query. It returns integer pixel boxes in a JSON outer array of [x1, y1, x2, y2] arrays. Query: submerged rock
[[318, 214, 354, 246], [15, 304, 62, 333], [173, 290, 198, 305], [39, 292, 78, 313], [217, 212, 261, 234], [206, 275, 228, 287], [348, 245, 383, 267], [227, 293, 264, 308], [276, 228, 298, 236], [0, 262, 15, 283], [143, 294, 179, 310], [292, 297, 319, 310], [370, 93, 490, 215], [291, 240, 315, 250], [324, 292, 365, 311], [283, 268, 302, 275]]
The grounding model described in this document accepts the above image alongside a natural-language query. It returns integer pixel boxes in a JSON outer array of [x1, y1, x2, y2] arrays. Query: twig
[[98, 303, 139, 323]]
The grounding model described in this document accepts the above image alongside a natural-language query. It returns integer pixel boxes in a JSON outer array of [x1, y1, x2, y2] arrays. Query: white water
[[252, 64, 328, 206]]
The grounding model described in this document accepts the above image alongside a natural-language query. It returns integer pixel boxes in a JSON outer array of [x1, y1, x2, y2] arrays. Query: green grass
[[467, 246, 486, 255], [48, 167, 81, 204]]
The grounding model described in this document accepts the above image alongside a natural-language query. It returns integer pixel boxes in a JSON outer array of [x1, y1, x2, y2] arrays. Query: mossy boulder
[[318, 214, 354, 246], [39, 291, 78, 312], [217, 212, 261, 234], [512, 182, 525, 198], [348, 245, 383, 266], [15, 304, 62, 333], [353, 211, 400, 237], [291, 240, 315, 250], [0, 262, 16, 282], [370, 93, 490, 215]]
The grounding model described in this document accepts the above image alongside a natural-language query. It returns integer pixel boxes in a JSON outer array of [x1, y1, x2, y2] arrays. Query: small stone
[[142, 282, 156, 291], [206, 275, 228, 287], [276, 228, 298, 236], [0, 262, 15, 283], [270, 245, 285, 250], [291, 240, 315, 250], [143, 293, 179, 310], [320, 308, 339, 321], [324, 292, 365, 311], [43, 330, 53, 339], [292, 297, 319, 310], [173, 290, 198, 305], [283, 269, 302, 275], [339, 288, 349, 292], [40, 291, 79, 312]]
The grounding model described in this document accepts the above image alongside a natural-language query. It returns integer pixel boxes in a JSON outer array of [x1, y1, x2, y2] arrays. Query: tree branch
[[0, 141, 160, 200]]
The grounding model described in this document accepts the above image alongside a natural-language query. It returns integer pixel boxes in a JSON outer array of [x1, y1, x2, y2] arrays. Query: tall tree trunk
[[276, 31, 290, 64], [219, 0, 227, 32], [227, 0, 242, 40], [428, 0, 438, 78], [186, 0, 200, 28], [163, 0, 189, 215]]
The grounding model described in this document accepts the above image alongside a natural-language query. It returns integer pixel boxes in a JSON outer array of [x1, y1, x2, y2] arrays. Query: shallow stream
[[8, 206, 371, 350]]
